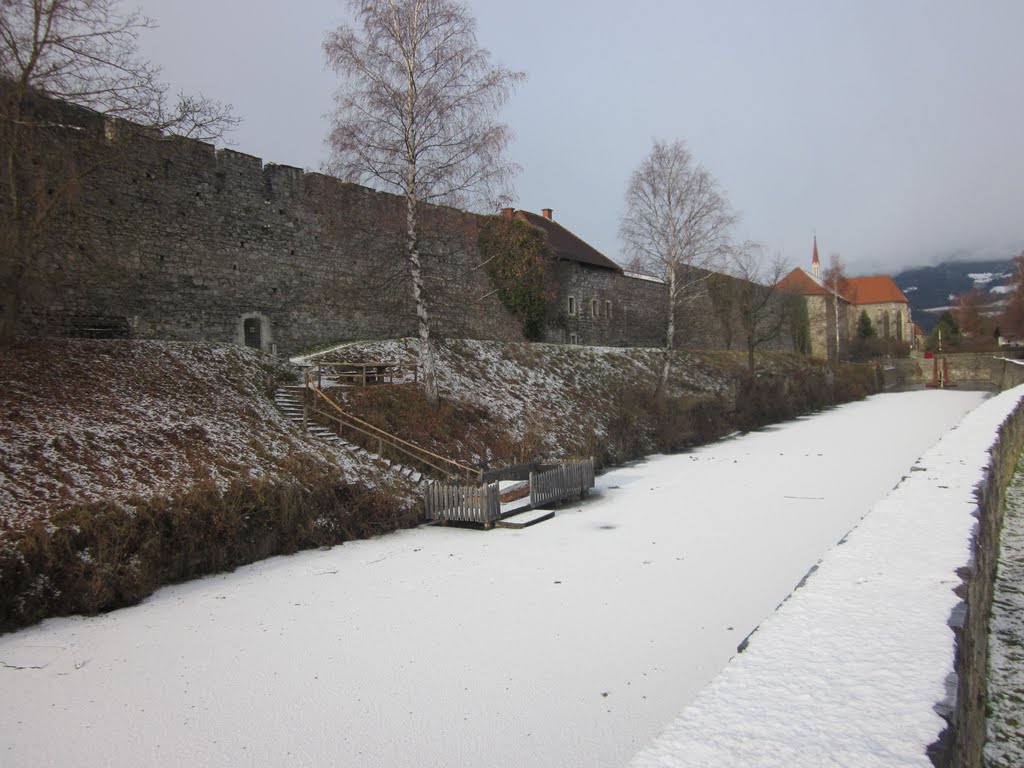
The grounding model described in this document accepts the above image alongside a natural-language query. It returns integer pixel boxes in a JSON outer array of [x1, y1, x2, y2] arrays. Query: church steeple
[[812, 236, 820, 278]]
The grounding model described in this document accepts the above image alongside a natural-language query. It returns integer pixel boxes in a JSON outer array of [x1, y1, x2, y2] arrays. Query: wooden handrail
[[314, 409, 458, 480], [305, 372, 479, 481]]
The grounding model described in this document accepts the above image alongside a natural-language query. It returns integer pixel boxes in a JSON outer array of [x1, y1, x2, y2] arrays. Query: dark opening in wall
[[67, 315, 130, 339], [243, 318, 262, 349]]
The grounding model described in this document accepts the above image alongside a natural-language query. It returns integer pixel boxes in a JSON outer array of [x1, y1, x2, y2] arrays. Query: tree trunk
[[833, 290, 840, 361], [747, 335, 755, 374], [656, 264, 676, 398], [405, 191, 439, 410]]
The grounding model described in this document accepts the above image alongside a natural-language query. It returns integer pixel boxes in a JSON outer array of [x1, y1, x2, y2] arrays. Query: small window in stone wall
[[605, 300, 612, 319], [591, 299, 598, 317], [568, 296, 576, 316], [569, 333, 578, 345]]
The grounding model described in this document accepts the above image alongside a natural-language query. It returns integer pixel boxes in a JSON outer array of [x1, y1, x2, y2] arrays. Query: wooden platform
[[495, 509, 555, 529]]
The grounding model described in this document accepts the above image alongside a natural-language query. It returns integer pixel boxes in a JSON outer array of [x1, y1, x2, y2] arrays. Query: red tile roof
[[844, 275, 909, 305], [913, 323, 925, 336], [513, 210, 623, 273], [778, 267, 830, 297]]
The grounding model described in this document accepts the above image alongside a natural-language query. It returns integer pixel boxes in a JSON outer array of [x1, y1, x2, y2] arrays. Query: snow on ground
[[0, 339, 392, 531], [632, 386, 1023, 768], [0, 390, 989, 768]]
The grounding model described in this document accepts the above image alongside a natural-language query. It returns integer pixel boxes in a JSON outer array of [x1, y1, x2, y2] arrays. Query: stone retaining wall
[[884, 355, 1024, 391], [933, 386, 1024, 766]]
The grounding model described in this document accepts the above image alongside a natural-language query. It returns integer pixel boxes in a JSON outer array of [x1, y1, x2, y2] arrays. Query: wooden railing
[[425, 458, 595, 529], [304, 369, 480, 482]]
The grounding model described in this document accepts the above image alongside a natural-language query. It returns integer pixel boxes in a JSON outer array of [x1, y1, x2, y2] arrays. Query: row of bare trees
[[324, 2, 801, 405], [619, 139, 793, 388]]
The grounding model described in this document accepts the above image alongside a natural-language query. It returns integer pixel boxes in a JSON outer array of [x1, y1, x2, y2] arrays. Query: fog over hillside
[[893, 256, 1018, 333]]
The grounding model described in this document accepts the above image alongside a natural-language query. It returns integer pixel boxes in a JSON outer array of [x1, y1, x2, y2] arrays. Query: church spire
[[812, 235, 820, 278]]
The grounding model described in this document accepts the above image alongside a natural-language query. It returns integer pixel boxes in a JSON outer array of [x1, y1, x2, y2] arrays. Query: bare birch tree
[[823, 253, 849, 361], [324, 0, 524, 409], [0, 0, 236, 340], [620, 139, 735, 396], [729, 242, 790, 373]]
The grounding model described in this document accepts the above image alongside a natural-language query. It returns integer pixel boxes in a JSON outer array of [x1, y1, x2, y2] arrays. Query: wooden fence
[[424, 481, 501, 526], [530, 459, 595, 508]]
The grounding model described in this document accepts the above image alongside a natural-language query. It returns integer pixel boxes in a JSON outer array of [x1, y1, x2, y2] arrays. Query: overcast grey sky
[[134, 0, 1024, 276]]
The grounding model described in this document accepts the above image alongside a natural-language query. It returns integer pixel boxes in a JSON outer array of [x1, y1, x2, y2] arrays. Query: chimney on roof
[[542, 208, 553, 220], [500, 207, 515, 218]]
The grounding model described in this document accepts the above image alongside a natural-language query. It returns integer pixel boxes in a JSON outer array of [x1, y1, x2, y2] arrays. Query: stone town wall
[[15, 99, 521, 355], [14, 95, 791, 356], [883, 354, 1024, 390]]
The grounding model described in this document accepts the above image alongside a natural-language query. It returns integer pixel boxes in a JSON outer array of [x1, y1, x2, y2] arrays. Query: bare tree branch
[[0, 0, 238, 340], [728, 242, 790, 372], [619, 139, 735, 395], [324, 0, 524, 408]]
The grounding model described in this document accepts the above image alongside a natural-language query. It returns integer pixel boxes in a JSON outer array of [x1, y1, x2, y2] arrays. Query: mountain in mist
[[892, 257, 1017, 333]]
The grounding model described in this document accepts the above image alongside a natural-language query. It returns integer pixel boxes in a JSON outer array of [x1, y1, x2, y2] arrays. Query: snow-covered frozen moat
[[0, 390, 994, 767]]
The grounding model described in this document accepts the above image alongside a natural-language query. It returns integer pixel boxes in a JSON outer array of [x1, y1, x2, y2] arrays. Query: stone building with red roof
[[778, 237, 913, 359]]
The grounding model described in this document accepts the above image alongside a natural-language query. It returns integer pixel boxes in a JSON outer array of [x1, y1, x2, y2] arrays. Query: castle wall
[[17, 102, 521, 355], [13, 95, 791, 357]]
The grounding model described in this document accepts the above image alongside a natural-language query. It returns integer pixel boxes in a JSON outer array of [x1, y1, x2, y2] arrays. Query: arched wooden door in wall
[[243, 317, 262, 349]]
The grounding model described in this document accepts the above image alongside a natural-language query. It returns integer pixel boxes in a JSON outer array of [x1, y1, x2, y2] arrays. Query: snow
[[0, 390, 992, 767], [631, 386, 1023, 768], [624, 270, 667, 284], [0, 340, 392, 530], [969, 271, 997, 285]]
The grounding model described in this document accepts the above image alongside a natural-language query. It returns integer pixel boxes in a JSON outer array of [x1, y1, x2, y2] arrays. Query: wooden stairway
[[273, 385, 424, 485]]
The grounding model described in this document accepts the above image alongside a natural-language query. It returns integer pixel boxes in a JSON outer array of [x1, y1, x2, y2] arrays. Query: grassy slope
[[1, 337, 877, 632], [0, 339, 415, 632], [311, 339, 879, 470]]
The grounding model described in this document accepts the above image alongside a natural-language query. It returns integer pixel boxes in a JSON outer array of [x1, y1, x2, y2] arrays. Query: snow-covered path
[[0, 390, 988, 768]]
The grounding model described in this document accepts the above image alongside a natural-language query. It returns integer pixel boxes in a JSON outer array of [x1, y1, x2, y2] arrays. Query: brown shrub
[[0, 472, 413, 634]]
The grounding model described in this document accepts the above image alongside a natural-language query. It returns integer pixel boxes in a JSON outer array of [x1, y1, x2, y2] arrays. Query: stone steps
[[273, 385, 425, 486]]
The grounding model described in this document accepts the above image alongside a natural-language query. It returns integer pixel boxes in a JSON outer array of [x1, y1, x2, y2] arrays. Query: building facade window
[[569, 333, 578, 345], [591, 299, 598, 317], [568, 296, 576, 316], [605, 300, 612, 319]]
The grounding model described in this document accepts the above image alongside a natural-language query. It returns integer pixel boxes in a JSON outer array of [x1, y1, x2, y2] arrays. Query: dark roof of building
[[513, 210, 623, 273]]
